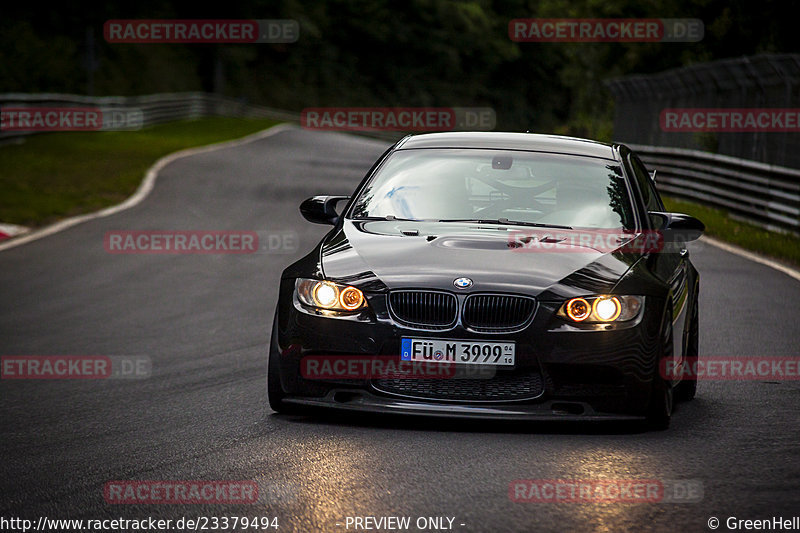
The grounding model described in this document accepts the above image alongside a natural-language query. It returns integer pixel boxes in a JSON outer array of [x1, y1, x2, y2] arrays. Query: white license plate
[[400, 338, 515, 366]]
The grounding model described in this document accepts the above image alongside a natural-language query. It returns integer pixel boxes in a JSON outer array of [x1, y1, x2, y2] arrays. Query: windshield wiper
[[352, 215, 425, 222], [438, 218, 573, 230]]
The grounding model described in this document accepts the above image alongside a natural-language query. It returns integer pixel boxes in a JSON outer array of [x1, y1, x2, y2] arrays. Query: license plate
[[401, 338, 515, 366]]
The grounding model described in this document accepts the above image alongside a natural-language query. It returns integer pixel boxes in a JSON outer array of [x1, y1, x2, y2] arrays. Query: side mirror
[[649, 169, 657, 182], [648, 212, 705, 242], [299, 195, 350, 225]]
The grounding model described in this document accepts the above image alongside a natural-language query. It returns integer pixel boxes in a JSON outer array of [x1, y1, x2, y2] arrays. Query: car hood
[[319, 220, 640, 299]]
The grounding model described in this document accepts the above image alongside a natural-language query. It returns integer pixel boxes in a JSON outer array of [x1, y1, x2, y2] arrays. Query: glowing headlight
[[339, 286, 365, 310], [313, 283, 338, 308], [295, 279, 367, 312], [594, 297, 621, 321], [565, 298, 591, 322], [559, 295, 643, 323]]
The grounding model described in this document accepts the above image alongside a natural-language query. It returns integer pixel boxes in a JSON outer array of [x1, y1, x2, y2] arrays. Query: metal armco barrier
[[0, 92, 407, 143], [631, 144, 800, 234], [3, 92, 797, 234], [0, 92, 300, 143]]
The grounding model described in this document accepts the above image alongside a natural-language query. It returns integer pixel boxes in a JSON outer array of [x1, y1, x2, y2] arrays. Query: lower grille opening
[[333, 391, 362, 403], [547, 364, 626, 397], [372, 370, 544, 402], [551, 402, 585, 415]]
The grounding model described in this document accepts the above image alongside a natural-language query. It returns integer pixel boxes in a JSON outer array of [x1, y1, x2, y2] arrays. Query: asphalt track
[[1, 125, 799, 532]]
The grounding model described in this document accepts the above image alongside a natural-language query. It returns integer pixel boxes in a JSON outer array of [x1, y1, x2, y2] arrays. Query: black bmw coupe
[[268, 132, 704, 429]]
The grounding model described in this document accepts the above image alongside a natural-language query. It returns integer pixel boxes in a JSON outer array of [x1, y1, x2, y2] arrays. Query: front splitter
[[281, 389, 645, 422]]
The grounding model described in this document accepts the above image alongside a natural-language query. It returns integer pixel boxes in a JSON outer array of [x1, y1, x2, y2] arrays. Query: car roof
[[395, 132, 619, 161]]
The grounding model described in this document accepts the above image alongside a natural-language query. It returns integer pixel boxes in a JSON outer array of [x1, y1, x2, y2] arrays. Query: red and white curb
[[0, 223, 30, 242]]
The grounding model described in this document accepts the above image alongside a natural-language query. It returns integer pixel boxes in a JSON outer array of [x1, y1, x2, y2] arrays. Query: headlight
[[558, 295, 643, 323], [295, 279, 367, 311]]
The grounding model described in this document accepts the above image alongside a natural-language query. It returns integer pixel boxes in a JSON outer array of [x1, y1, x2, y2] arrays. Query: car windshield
[[349, 149, 635, 229]]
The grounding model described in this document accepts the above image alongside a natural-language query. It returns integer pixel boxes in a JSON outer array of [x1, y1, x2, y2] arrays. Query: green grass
[[0, 117, 279, 227], [663, 196, 800, 267]]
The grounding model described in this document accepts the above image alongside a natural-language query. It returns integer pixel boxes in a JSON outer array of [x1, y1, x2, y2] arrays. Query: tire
[[646, 309, 674, 430], [675, 295, 699, 402], [267, 314, 293, 414]]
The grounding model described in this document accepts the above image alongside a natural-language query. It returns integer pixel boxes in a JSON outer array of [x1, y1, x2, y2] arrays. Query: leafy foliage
[[2, 0, 798, 139]]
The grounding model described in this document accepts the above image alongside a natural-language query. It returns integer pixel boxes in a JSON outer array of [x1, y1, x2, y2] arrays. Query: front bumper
[[272, 284, 665, 419]]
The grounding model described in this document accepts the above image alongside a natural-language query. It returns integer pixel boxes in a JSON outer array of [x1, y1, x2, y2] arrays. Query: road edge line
[[699, 235, 800, 283], [0, 123, 296, 252]]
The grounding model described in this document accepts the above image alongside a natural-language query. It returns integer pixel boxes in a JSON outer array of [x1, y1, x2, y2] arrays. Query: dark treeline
[[1, 0, 797, 138]]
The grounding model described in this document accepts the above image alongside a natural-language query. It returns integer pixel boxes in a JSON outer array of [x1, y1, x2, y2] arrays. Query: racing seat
[[537, 178, 621, 228]]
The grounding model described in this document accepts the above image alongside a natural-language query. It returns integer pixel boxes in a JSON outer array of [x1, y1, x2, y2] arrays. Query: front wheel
[[267, 314, 293, 414], [646, 309, 674, 430], [675, 295, 699, 402]]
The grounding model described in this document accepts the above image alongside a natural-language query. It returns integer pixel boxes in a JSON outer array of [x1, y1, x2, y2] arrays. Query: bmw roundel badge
[[453, 277, 473, 289]]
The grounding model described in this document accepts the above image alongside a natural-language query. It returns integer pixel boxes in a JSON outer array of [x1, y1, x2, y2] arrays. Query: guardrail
[[630, 144, 800, 234], [0, 92, 407, 144], [0, 92, 301, 143], [4, 93, 797, 233]]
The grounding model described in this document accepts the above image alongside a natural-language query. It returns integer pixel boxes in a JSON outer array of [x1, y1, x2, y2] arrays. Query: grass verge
[[0, 117, 279, 227], [663, 196, 800, 267]]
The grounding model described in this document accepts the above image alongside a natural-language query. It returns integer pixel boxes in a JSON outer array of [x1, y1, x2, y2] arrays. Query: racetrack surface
[[1, 126, 799, 532]]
